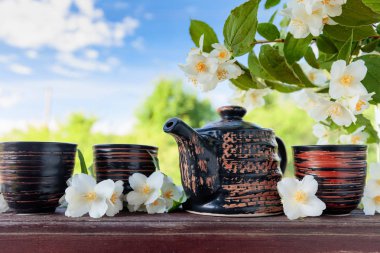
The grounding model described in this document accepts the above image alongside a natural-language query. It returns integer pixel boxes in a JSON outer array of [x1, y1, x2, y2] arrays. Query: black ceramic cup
[[293, 145, 367, 215], [93, 144, 158, 193], [0, 142, 77, 213]]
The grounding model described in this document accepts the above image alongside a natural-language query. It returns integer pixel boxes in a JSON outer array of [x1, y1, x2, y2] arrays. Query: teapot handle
[[275, 137, 287, 174]]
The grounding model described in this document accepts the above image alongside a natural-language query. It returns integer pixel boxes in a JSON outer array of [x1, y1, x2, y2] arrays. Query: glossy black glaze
[[0, 142, 77, 213], [164, 105, 287, 216]]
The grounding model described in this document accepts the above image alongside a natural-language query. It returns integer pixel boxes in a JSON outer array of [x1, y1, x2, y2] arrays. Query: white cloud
[[84, 49, 99, 59], [0, 54, 15, 64], [9, 63, 32, 75], [50, 65, 85, 78], [26, 50, 39, 59], [131, 37, 145, 51], [0, 0, 139, 52], [56, 53, 120, 72]]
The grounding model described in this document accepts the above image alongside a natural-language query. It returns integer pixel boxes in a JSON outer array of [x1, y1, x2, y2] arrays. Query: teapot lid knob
[[217, 106, 247, 120]]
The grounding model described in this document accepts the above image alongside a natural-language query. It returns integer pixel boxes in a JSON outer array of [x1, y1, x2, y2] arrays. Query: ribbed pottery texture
[[293, 145, 367, 215], [0, 142, 77, 213], [93, 144, 158, 193]]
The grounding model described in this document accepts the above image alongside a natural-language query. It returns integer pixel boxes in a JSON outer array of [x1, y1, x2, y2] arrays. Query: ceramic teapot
[[163, 106, 287, 216]]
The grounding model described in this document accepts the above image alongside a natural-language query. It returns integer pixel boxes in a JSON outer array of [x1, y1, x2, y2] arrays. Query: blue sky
[[0, 0, 278, 134]]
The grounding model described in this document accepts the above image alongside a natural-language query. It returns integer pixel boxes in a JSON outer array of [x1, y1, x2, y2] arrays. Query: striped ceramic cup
[[293, 145, 367, 215]]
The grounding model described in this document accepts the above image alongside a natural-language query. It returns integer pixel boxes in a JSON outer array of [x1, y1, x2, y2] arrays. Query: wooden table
[[0, 209, 379, 253]]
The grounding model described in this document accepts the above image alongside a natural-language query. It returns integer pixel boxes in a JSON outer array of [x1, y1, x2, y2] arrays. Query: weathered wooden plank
[[0, 210, 379, 252]]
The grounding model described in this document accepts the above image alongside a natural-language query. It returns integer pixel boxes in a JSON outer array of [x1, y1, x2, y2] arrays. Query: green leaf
[[231, 63, 266, 90], [317, 35, 338, 54], [323, 24, 377, 42], [268, 10, 277, 24], [362, 39, 380, 53], [337, 30, 353, 63], [284, 33, 313, 64], [259, 45, 301, 85], [354, 54, 380, 103], [333, 0, 380, 26], [248, 51, 274, 80], [189, 20, 219, 53], [345, 115, 380, 144], [362, 0, 380, 15], [304, 47, 320, 69], [87, 164, 94, 177], [223, 0, 259, 56], [257, 23, 280, 41], [265, 80, 302, 93], [317, 52, 338, 71], [147, 150, 160, 171], [77, 149, 88, 175], [292, 63, 317, 88], [265, 0, 281, 9]]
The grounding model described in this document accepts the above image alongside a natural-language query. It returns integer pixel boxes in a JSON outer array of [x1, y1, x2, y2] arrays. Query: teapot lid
[[198, 105, 269, 132]]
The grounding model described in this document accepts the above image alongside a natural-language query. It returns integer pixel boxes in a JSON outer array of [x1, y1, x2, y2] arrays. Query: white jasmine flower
[[309, 98, 356, 126], [321, 0, 347, 17], [287, 0, 318, 15], [146, 197, 167, 214], [277, 175, 326, 220], [313, 123, 335, 144], [329, 60, 368, 99], [127, 203, 147, 213], [243, 88, 272, 110], [339, 126, 369, 144], [65, 174, 113, 218], [362, 182, 380, 215], [302, 64, 328, 86], [126, 171, 164, 211], [105, 180, 124, 217], [291, 89, 325, 111], [214, 60, 244, 83], [284, 4, 325, 38], [0, 194, 9, 213], [345, 93, 374, 115], [179, 35, 219, 92], [210, 43, 232, 63], [179, 53, 219, 92], [375, 106, 380, 128], [161, 176, 183, 209]]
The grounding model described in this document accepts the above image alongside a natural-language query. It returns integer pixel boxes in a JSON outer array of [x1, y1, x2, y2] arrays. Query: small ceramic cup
[[293, 145, 367, 215], [0, 141, 77, 213], [93, 144, 158, 193]]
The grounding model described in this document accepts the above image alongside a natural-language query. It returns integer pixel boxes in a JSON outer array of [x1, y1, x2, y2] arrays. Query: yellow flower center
[[195, 61, 207, 73], [218, 51, 228, 59], [163, 190, 174, 199], [322, 0, 330, 5], [294, 190, 308, 204], [377, 180, 380, 185], [340, 75, 354, 87], [351, 135, 361, 144], [110, 193, 118, 204], [143, 185, 151, 194], [84, 192, 96, 201], [322, 16, 330, 24], [374, 196, 380, 204], [308, 72, 316, 82], [217, 69, 228, 80], [355, 100, 366, 112], [152, 199, 160, 206], [328, 104, 342, 116]]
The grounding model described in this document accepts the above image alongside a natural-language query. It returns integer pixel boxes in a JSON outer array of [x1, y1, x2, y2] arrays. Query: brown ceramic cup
[[0, 141, 77, 213], [93, 144, 158, 193], [293, 145, 367, 215]]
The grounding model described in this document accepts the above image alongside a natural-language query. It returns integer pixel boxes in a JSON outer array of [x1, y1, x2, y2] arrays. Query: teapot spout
[[163, 118, 220, 203], [163, 118, 196, 142]]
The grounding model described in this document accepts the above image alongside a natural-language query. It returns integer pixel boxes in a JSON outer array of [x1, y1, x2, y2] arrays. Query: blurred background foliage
[[2, 79, 377, 183]]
